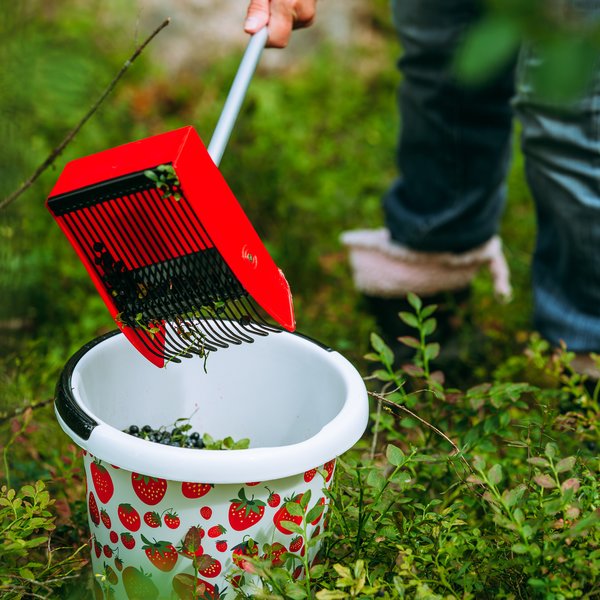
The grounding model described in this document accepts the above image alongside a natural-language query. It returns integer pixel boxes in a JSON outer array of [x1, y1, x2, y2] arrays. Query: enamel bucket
[[55, 328, 368, 599]]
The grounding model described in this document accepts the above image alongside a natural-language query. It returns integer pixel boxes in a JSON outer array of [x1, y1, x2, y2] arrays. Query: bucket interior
[[71, 330, 349, 448]]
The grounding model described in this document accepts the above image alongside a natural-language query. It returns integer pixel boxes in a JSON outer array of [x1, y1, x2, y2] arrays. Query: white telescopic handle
[[207, 27, 269, 167]]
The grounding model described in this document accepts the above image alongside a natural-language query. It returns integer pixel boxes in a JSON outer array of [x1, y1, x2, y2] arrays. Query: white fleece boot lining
[[340, 228, 512, 301]]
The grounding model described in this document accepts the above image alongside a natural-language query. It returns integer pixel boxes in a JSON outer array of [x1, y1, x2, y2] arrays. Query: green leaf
[[372, 369, 395, 382], [555, 456, 576, 473], [534, 474, 556, 489], [543, 498, 563, 516], [454, 15, 520, 84], [310, 563, 327, 579], [306, 503, 325, 525], [527, 457, 550, 468], [398, 336, 420, 349], [503, 484, 526, 508], [316, 591, 348, 600], [424, 342, 440, 361], [285, 502, 305, 517], [386, 444, 405, 467], [281, 521, 304, 536], [420, 304, 438, 319], [487, 464, 503, 486], [422, 318, 437, 336], [399, 312, 419, 329], [402, 364, 424, 377], [566, 510, 600, 537], [513, 508, 525, 525], [545, 443, 558, 460], [300, 489, 312, 510], [370, 333, 394, 366], [511, 543, 528, 554], [407, 293, 422, 311], [283, 582, 309, 599], [366, 468, 386, 490]]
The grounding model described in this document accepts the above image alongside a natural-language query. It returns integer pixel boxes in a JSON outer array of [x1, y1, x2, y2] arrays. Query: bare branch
[[0, 397, 53, 424], [0, 17, 171, 212]]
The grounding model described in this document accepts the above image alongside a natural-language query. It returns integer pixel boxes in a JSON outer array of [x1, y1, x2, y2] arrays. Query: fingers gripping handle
[[207, 27, 268, 167]]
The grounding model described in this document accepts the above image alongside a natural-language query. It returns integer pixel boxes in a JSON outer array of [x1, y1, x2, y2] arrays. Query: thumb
[[244, 0, 270, 33]]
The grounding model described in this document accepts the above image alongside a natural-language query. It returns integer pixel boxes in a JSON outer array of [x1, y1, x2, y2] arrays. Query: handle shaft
[[207, 27, 268, 166]]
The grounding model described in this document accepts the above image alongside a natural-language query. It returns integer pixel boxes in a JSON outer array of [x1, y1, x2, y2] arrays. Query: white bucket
[[55, 328, 368, 599]]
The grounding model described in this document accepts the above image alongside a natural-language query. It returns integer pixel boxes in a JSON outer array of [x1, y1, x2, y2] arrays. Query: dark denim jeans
[[386, 0, 600, 351]]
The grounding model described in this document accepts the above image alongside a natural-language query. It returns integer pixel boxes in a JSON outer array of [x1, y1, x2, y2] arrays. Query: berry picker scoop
[[46, 28, 295, 368]]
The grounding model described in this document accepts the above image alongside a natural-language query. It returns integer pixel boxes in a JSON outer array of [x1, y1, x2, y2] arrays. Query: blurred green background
[[3, 0, 599, 414]]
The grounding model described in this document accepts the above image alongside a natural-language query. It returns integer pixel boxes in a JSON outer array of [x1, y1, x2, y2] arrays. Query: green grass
[[0, 2, 598, 598]]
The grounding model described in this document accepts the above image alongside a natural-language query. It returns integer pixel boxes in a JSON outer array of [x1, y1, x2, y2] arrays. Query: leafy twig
[[0, 17, 171, 212], [368, 389, 474, 476]]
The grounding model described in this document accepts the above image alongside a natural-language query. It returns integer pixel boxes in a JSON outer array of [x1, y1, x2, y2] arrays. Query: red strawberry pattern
[[289, 536, 303, 553], [163, 511, 180, 529], [118, 503, 141, 532], [181, 482, 212, 499], [262, 541, 286, 566], [172, 573, 220, 600], [311, 497, 326, 525], [324, 459, 336, 483], [121, 532, 136, 549], [141, 535, 179, 572], [122, 566, 158, 599], [132, 473, 167, 505], [144, 511, 162, 528], [196, 555, 222, 579], [83, 453, 333, 599], [266, 487, 281, 508], [104, 563, 118, 585], [100, 508, 112, 529], [231, 539, 258, 572], [304, 468, 317, 482], [273, 494, 304, 535], [207, 525, 226, 539], [228, 488, 266, 531], [89, 491, 100, 526], [91, 460, 114, 503]]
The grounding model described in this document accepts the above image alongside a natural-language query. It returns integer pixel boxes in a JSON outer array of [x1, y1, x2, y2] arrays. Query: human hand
[[244, 0, 317, 48]]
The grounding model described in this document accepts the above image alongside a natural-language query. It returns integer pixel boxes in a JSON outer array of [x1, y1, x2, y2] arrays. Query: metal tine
[[144, 188, 259, 347], [85, 199, 193, 362], [123, 192, 240, 355], [164, 321, 211, 360], [89, 195, 198, 361], [109, 193, 219, 354], [238, 297, 279, 334], [169, 196, 264, 343], [243, 296, 282, 331], [142, 189, 248, 347], [64, 208, 178, 362]]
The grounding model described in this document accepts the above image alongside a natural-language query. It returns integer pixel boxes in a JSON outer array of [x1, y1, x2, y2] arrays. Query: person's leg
[[513, 10, 600, 352], [342, 0, 515, 304], [385, 0, 516, 253]]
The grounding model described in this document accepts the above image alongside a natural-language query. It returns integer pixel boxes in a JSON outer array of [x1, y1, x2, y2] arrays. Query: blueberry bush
[[1, 1, 598, 598]]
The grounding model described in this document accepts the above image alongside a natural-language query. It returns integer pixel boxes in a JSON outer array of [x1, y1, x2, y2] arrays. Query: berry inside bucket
[[56, 326, 368, 598]]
